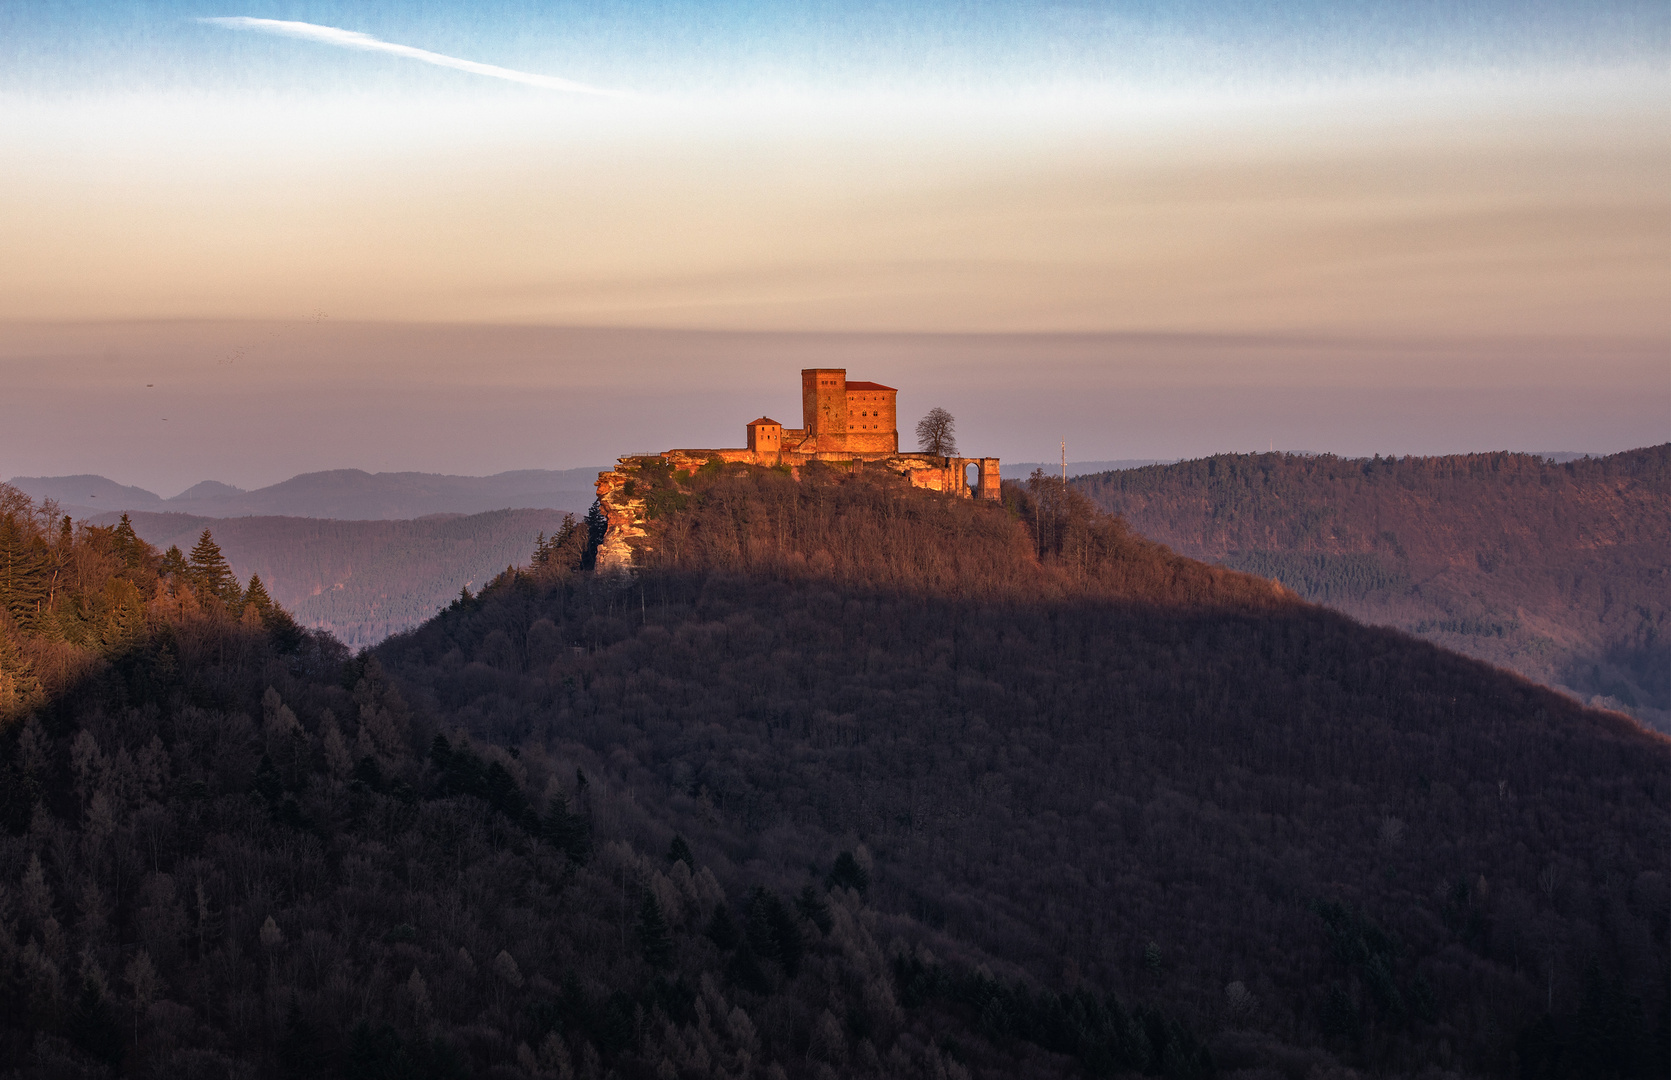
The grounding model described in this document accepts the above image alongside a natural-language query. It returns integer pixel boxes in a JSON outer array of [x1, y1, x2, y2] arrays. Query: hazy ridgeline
[[0, 469, 1664, 1079], [1073, 446, 1671, 730], [107, 509, 579, 649], [8, 469, 602, 524]]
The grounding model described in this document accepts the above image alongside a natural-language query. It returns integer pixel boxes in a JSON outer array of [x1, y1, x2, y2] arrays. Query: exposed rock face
[[592, 464, 649, 572]]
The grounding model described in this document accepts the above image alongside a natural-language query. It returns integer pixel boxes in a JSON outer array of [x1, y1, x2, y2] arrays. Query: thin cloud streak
[[199, 17, 626, 97]]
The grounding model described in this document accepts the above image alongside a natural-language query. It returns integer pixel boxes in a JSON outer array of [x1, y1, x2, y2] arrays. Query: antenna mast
[[1061, 440, 1067, 484]]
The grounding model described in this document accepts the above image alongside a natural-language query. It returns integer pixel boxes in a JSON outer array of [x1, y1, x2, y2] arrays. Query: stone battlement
[[593, 369, 1000, 569]]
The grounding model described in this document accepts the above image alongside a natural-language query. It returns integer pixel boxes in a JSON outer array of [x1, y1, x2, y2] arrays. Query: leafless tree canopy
[[915, 407, 957, 456]]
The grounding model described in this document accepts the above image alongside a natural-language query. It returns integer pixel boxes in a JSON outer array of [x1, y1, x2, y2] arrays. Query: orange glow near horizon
[[2, 72, 1666, 338]]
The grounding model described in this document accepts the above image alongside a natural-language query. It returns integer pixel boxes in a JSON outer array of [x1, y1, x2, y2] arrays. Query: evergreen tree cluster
[[0, 484, 300, 720]]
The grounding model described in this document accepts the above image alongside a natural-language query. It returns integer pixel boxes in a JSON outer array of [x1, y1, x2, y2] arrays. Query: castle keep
[[594, 369, 1001, 568]]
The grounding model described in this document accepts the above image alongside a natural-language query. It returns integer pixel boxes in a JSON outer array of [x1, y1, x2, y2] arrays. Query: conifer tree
[[0, 615, 42, 719], [637, 893, 674, 969], [111, 514, 149, 577], [243, 573, 274, 616], [188, 530, 240, 609], [0, 513, 50, 627], [160, 545, 188, 581]]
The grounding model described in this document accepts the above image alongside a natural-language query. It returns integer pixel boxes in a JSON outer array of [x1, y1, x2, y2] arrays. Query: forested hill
[[2, 467, 1665, 1079], [377, 463, 1665, 1077], [102, 508, 576, 648], [1071, 446, 1671, 730]]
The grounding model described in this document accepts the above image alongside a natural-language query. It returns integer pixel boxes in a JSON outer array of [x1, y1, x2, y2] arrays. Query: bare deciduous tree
[[916, 408, 957, 456]]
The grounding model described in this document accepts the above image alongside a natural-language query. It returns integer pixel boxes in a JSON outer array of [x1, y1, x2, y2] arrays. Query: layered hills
[[7, 468, 603, 522], [1072, 446, 1671, 730], [1, 468, 1664, 1079], [98, 509, 578, 649]]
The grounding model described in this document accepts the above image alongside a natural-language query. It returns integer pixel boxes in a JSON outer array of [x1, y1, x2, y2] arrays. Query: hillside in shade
[[102, 509, 579, 648], [1071, 446, 1671, 730], [378, 462, 1666, 1077], [2, 468, 1664, 1080]]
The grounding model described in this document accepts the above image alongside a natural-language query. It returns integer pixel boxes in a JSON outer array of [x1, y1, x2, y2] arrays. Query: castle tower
[[799, 369, 898, 454], [801, 368, 848, 451]]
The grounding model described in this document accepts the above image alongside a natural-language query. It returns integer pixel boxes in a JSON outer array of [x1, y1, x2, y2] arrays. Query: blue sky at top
[[4, 1, 1666, 98]]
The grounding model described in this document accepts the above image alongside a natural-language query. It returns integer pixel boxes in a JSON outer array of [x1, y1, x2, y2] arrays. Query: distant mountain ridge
[[93, 508, 576, 648], [1001, 459, 1174, 480], [9, 466, 605, 521], [1073, 444, 1671, 729]]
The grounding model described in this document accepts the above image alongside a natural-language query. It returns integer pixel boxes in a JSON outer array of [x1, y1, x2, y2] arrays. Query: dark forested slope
[[6, 486, 1089, 1080], [378, 463, 1668, 1078], [2, 468, 1665, 1079], [1070, 446, 1671, 729]]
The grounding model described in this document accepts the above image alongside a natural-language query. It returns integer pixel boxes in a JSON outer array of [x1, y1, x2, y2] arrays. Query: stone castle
[[593, 369, 1001, 568]]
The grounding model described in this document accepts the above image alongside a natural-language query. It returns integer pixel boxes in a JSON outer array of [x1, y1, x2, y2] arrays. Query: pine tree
[[96, 577, 148, 652], [638, 893, 674, 969], [188, 530, 240, 609], [243, 574, 274, 615], [112, 513, 139, 554], [0, 615, 42, 720], [160, 544, 188, 581], [0, 514, 50, 628], [111, 514, 151, 578], [241, 573, 301, 647]]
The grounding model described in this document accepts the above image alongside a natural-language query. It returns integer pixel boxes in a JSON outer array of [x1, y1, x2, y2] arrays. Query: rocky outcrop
[[592, 461, 651, 572], [592, 451, 1001, 571]]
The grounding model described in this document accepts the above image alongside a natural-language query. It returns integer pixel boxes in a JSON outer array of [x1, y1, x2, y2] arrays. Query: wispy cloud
[[200, 17, 625, 97]]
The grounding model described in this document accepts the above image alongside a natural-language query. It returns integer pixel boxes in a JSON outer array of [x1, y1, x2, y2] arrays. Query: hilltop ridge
[[1072, 445, 1671, 728]]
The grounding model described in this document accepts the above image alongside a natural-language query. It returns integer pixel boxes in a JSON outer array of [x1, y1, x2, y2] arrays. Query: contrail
[[200, 17, 625, 97]]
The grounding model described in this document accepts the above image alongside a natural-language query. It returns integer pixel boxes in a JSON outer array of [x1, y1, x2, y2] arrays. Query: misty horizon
[[4, 321, 1662, 495]]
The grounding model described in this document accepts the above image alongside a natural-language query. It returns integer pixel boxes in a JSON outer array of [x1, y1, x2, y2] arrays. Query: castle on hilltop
[[746, 368, 903, 457], [592, 368, 1001, 568]]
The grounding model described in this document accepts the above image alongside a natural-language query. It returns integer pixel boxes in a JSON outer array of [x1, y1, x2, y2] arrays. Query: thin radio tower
[[1061, 440, 1067, 484]]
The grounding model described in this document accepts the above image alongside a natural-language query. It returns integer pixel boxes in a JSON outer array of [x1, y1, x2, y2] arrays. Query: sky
[[1, 1, 1667, 492]]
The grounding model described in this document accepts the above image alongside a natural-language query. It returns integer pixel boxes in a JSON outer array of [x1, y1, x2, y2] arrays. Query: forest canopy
[[1, 484, 300, 720], [1070, 446, 1671, 729], [1, 466, 1664, 1080]]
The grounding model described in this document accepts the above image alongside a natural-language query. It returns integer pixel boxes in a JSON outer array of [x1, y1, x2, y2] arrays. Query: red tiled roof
[[844, 381, 896, 392], [747, 417, 781, 426]]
